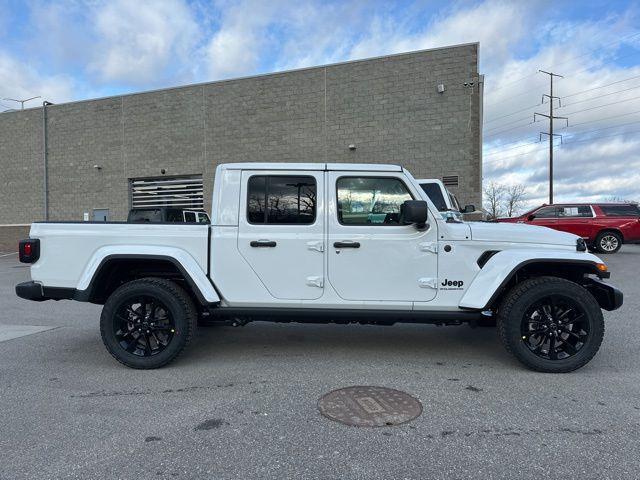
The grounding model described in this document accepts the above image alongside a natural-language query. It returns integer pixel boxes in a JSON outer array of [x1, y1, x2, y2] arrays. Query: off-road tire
[[594, 231, 622, 254], [497, 276, 604, 373], [100, 277, 197, 369]]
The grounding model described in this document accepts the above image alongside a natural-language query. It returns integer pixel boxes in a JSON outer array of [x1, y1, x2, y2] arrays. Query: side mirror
[[527, 214, 535, 221], [462, 204, 476, 213], [400, 200, 429, 228]]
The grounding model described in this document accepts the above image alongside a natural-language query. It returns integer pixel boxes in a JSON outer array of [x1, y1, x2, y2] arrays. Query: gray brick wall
[[0, 43, 481, 229]]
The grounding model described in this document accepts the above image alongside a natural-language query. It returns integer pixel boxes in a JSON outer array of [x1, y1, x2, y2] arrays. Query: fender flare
[[459, 250, 606, 310], [77, 246, 220, 304]]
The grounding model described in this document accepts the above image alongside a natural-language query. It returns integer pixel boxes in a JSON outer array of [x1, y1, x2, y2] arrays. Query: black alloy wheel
[[521, 295, 589, 361], [100, 277, 196, 369], [114, 295, 176, 357], [497, 276, 604, 373]]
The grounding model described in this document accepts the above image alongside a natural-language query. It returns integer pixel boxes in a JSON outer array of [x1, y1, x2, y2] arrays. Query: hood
[[469, 221, 578, 246]]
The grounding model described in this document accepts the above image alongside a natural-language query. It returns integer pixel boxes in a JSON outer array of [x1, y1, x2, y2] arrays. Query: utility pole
[[534, 71, 567, 204]]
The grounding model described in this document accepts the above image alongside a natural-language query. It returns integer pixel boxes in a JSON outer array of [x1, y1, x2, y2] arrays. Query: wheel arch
[[459, 251, 608, 311], [78, 252, 220, 306], [596, 228, 624, 243]]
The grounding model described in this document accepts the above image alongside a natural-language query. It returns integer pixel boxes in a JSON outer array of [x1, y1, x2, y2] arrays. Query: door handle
[[333, 241, 360, 248], [250, 240, 277, 247]]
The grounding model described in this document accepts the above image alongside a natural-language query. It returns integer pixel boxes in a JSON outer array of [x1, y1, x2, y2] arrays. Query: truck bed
[[28, 222, 210, 289]]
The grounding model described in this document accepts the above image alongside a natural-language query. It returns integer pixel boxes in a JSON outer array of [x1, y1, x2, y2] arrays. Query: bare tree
[[604, 195, 638, 203], [504, 184, 527, 217], [483, 181, 506, 219]]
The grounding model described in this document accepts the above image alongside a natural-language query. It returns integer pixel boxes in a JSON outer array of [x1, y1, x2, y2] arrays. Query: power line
[[484, 119, 541, 138], [562, 119, 640, 138], [558, 84, 640, 108], [546, 30, 640, 72], [563, 128, 640, 146], [484, 139, 542, 156], [484, 144, 553, 165], [566, 49, 640, 78], [484, 128, 640, 167], [485, 71, 540, 95], [561, 94, 640, 116], [564, 109, 640, 128], [484, 116, 533, 134], [484, 102, 541, 124], [561, 73, 640, 99]]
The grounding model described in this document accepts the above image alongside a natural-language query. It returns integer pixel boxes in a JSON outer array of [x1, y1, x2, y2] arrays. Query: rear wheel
[[595, 231, 622, 254], [100, 277, 196, 369], [497, 276, 604, 373]]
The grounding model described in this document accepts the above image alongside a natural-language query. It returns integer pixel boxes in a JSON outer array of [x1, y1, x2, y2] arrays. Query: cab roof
[[217, 162, 403, 172]]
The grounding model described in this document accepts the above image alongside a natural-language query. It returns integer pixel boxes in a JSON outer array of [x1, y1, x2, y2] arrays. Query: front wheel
[[497, 276, 604, 373], [100, 277, 197, 369]]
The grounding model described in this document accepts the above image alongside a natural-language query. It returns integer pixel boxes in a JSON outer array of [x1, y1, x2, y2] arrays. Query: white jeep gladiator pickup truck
[[16, 163, 622, 372]]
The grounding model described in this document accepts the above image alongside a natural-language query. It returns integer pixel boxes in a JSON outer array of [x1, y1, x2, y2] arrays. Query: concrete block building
[[0, 43, 482, 249]]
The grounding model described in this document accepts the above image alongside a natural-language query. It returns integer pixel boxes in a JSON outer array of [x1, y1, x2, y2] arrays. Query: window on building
[[247, 175, 317, 224], [533, 206, 557, 218], [600, 204, 640, 216], [442, 175, 459, 187], [130, 175, 204, 210], [558, 206, 593, 217], [337, 177, 413, 225]]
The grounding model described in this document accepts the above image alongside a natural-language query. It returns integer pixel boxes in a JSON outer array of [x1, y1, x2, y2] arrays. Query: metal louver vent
[[130, 175, 204, 209], [442, 175, 459, 187]]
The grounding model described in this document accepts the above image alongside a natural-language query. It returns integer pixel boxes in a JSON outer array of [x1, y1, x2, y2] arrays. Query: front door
[[528, 205, 557, 228], [237, 170, 325, 300], [327, 172, 438, 302]]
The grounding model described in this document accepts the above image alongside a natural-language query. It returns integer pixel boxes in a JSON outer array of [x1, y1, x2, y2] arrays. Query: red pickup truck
[[497, 203, 640, 253]]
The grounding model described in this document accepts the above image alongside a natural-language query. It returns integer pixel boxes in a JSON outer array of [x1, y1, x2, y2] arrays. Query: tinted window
[[247, 175, 316, 224], [128, 209, 162, 223], [600, 205, 640, 216], [533, 206, 557, 218], [337, 177, 413, 225], [558, 206, 592, 217], [165, 209, 183, 222], [197, 212, 210, 224], [420, 183, 447, 211], [184, 212, 196, 223]]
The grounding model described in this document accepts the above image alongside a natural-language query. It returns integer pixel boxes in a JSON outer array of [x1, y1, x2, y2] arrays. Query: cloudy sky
[[1, 0, 638, 208]]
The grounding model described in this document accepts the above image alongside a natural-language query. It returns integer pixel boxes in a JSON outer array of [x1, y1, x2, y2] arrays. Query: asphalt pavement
[[1, 247, 639, 479]]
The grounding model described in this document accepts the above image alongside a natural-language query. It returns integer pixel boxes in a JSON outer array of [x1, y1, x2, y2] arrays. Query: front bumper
[[584, 278, 623, 311], [15, 281, 76, 302]]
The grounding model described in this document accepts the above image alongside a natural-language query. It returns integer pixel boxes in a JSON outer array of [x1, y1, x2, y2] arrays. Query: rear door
[[556, 205, 594, 239], [327, 172, 438, 302], [237, 170, 325, 300]]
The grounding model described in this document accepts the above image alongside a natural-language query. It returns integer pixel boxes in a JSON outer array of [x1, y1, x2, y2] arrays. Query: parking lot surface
[[1, 247, 639, 479]]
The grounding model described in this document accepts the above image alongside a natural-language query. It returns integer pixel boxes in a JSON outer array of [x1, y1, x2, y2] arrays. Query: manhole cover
[[318, 386, 422, 427]]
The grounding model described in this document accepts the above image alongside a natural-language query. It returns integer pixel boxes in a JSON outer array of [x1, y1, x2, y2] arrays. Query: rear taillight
[[19, 239, 40, 263]]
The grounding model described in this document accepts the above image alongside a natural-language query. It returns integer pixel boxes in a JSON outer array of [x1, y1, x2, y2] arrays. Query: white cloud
[[89, 0, 200, 85], [0, 51, 75, 107]]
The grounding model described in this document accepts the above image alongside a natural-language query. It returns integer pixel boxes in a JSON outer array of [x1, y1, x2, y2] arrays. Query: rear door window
[[600, 205, 640, 216], [247, 175, 317, 224], [557, 206, 593, 217]]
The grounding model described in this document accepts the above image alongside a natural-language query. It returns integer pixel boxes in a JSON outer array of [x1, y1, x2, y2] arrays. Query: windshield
[[448, 192, 461, 211], [420, 183, 447, 211]]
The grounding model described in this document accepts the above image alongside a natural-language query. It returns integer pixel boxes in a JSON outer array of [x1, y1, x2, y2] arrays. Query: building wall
[[0, 43, 481, 236]]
